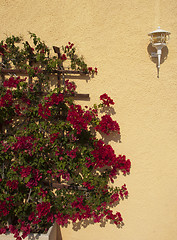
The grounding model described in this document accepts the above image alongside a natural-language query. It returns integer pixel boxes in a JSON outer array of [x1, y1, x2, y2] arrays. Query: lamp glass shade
[[148, 27, 170, 46], [151, 33, 168, 44]]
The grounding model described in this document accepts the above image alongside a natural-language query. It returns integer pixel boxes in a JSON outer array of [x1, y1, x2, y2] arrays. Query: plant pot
[[0, 222, 61, 240]]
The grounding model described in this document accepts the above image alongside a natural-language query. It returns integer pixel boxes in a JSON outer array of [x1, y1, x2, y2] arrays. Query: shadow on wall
[[63, 212, 125, 232], [55, 72, 124, 233], [147, 43, 169, 67]]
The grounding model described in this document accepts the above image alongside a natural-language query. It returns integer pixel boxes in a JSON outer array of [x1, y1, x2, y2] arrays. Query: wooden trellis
[[0, 44, 91, 192], [0, 44, 90, 100]]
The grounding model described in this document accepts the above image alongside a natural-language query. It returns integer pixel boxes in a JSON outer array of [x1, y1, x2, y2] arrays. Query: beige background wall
[[1, 1, 177, 240]]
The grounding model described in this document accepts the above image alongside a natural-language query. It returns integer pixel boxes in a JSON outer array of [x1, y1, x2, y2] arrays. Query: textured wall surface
[[0, 1, 177, 240]]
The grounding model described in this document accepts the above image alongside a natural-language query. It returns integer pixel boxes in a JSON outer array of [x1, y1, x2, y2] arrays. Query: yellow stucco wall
[[1, 1, 177, 240]]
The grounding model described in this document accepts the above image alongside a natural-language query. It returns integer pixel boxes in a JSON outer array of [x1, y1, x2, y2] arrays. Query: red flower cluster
[[65, 80, 76, 94], [39, 93, 64, 119], [18, 221, 30, 239], [90, 140, 131, 182], [119, 184, 129, 198], [88, 67, 98, 74], [60, 54, 67, 60], [100, 93, 114, 106], [38, 188, 48, 198], [82, 181, 94, 190], [6, 180, 18, 190], [0, 90, 13, 107], [8, 225, 20, 240], [104, 209, 123, 225], [66, 148, 78, 159], [54, 196, 124, 227], [0, 44, 7, 56], [109, 155, 131, 182], [50, 132, 59, 144], [26, 169, 42, 188], [3, 76, 24, 88], [110, 192, 120, 204], [0, 227, 7, 234], [91, 140, 117, 169], [55, 212, 69, 226], [65, 42, 74, 49], [116, 155, 131, 175], [7, 220, 31, 240], [33, 67, 42, 74], [36, 202, 51, 218], [11, 136, 34, 154], [67, 104, 93, 134], [49, 93, 64, 105], [95, 114, 120, 135], [38, 103, 51, 119], [110, 185, 128, 204], [55, 170, 70, 181], [20, 166, 32, 178], [0, 197, 13, 217], [70, 197, 92, 221]]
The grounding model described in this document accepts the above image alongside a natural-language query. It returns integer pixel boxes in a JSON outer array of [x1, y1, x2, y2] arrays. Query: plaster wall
[[0, 1, 177, 240]]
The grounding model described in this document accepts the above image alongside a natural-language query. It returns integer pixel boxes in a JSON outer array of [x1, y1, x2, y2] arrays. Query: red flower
[[0, 90, 13, 107], [100, 93, 114, 106], [91, 140, 117, 169], [65, 80, 76, 94], [61, 54, 67, 60], [48, 93, 64, 105], [38, 103, 51, 119], [49, 132, 59, 144], [3, 76, 23, 88], [67, 104, 95, 134], [82, 181, 94, 190], [26, 169, 42, 188], [88, 67, 92, 72], [28, 212, 35, 221], [0, 227, 7, 234], [6, 180, 18, 190], [95, 114, 120, 135], [20, 166, 32, 178], [36, 202, 51, 218], [11, 136, 34, 153]]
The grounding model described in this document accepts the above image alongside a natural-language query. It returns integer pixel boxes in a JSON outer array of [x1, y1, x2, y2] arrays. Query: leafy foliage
[[0, 33, 130, 239]]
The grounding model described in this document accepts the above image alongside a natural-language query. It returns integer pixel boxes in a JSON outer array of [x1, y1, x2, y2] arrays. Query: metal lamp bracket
[[151, 52, 158, 58]]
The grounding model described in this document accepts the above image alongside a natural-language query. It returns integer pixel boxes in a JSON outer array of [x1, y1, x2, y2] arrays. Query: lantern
[[148, 26, 170, 77]]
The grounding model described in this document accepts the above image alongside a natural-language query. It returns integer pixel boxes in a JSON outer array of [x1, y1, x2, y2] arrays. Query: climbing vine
[[0, 33, 130, 240]]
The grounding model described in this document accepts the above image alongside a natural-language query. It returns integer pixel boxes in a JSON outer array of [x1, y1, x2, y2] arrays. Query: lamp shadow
[[147, 43, 169, 67]]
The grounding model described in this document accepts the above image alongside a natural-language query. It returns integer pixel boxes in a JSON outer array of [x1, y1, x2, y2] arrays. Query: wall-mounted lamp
[[148, 26, 170, 77]]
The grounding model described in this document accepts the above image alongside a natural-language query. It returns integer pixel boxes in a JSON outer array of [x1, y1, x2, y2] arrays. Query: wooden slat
[[52, 182, 88, 191], [74, 93, 90, 100], [26, 41, 34, 85], [52, 69, 88, 74], [0, 68, 88, 75], [1, 68, 26, 74], [53, 46, 62, 88]]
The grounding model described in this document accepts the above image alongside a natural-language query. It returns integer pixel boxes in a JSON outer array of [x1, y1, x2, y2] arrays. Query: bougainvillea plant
[[0, 33, 131, 240]]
